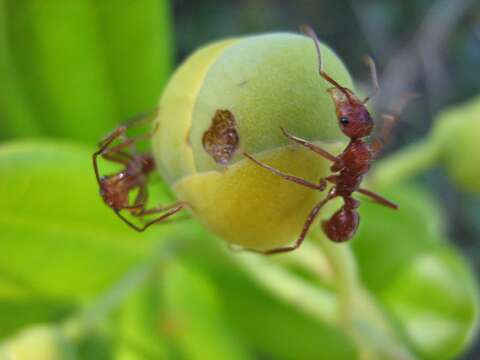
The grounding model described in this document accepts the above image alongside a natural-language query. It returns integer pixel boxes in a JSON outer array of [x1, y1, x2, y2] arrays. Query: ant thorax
[[100, 175, 130, 210]]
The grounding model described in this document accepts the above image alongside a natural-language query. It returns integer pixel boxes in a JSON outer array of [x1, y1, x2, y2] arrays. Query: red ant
[[93, 113, 188, 231], [243, 25, 400, 254]]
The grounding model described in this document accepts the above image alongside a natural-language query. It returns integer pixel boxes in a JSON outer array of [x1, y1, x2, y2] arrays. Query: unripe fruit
[[432, 95, 480, 193], [153, 33, 353, 250]]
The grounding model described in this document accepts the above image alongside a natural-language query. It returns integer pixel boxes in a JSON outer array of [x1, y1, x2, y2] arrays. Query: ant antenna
[[362, 56, 379, 104], [299, 24, 352, 101]]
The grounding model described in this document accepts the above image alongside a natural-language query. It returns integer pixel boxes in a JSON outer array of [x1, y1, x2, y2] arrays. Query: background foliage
[[0, 1, 479, 359]]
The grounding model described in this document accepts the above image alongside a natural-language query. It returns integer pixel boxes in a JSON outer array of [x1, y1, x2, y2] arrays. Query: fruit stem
[[310, 227, 416, 360]]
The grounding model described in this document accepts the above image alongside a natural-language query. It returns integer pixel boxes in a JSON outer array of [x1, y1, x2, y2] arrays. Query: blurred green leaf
[[354, 184, 478, 359], [96, 0, 173, 119], [0, 140, 177, 302], [0, 0, 40, 139], [381, 245, 478, 360], [2, 0, 172, 142], [114, 275, 170, 360], [353, 185, 444, 292], [0, 299, 72, 339], [162, 260, 252, 360]]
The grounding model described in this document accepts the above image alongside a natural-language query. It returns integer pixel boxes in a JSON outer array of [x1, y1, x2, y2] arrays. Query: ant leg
[[357, 188, 398, 210], [371, 93, 418, 157], [362, 56, 379, 104], [258, 195, 334, 255], [137, 201, 190, 217], [300, 25, 351, 99], [124, 184, 149, 216], [280, 127, 338, 162], [93, 126, 129, 184], [116, 202, 188, 232], [370, 114, 396, 157], [101, 151, 132, 166], [105, 129, 157, 156], [243, 152, 327, 191]]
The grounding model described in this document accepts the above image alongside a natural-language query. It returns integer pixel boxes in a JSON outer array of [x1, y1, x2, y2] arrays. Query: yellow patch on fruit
[[174, 144, 341, 250]]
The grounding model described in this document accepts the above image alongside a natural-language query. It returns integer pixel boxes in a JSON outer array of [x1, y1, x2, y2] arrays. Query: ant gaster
[[243, 25, 399, 254], [93, 113, 187, 231]]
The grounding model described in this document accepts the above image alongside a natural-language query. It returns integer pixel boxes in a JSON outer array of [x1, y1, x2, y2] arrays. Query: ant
[[243, 25, 400, 254], [93, 113, 188, 231]]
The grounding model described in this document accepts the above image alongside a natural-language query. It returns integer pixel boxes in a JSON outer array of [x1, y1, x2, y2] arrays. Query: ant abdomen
[[322, 207, 359, 242]]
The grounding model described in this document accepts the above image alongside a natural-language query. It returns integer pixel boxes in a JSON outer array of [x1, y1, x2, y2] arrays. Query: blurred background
[[0, 0, 479, 359]]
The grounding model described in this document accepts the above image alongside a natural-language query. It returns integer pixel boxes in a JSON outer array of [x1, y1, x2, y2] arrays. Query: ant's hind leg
[[240, 195, 333, 255], [357, 188, 398, 210], [116, 202, 188, 232], [137, 202, 189, 232]]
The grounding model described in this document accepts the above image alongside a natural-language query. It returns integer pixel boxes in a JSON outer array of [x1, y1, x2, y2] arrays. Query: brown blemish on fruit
[[202, 109, 239, 165]]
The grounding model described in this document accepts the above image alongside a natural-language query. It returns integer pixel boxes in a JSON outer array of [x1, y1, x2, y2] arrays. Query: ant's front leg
[[93, 126, 129, 183], [280, 127, 338, 163], [243, 152, 327, 191]]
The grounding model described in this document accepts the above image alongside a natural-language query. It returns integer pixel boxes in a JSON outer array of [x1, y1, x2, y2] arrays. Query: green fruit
[[433, 95, 480, 193], [153, 32, 353, 250]]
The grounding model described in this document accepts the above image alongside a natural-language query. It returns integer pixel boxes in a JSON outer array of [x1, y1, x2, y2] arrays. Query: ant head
[[299, 26, 378, 140], [327, 88, 374, 139]]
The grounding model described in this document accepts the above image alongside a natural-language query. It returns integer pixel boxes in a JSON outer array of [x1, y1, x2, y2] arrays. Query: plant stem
[[309, 227, 416, 360], [369, 139, 441, 188], [232, 253, 338, 324], [280, 242, 334, 284], [309, 227, 376, 359], [311, 228, 358, 327]]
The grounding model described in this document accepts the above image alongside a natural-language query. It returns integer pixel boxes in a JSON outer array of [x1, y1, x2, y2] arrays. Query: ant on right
[[244, 25, 411, 254]]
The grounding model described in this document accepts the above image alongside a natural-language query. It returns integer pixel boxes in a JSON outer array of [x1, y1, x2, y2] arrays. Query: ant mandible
[[93, 112, 188, 231], [243, 25, 399, 254]]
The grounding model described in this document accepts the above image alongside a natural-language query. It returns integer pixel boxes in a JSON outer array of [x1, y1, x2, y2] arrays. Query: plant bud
[[153, 32, 353, 250], [432, 96, 480, 193]]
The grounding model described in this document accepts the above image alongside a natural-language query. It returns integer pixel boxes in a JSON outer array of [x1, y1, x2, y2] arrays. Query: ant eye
[[340, 116, 349, 125]]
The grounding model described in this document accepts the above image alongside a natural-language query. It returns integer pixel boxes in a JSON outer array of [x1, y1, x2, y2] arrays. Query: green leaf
[[0, 140, 177, 302], [0, 299, 72, 340], [161, 260, 252, 360], [0, 0, 41, 139], [95, 0, 173, 119], [353, 184, 478, 359], [380, 245, 479, 360], [113, 274, 170, 360], [353, 184, 444, 292], [3, 0, 172, 142]]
